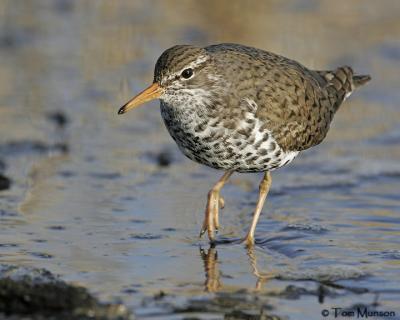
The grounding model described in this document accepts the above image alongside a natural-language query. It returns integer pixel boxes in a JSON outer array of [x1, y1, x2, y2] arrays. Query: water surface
[[0, 1, 399, 319]]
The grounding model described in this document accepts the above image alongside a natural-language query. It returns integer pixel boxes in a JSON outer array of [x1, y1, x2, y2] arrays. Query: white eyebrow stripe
[[165, 55, 210, 81]]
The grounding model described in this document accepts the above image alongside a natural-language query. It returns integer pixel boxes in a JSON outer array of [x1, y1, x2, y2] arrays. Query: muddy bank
[[0, 265, 131, 320]]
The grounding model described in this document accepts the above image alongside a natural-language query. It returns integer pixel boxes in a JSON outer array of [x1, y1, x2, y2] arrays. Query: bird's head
[[118, 45, 221, 115]]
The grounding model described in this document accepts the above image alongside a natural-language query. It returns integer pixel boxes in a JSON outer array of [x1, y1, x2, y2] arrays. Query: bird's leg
[[200, 170, 233, 241], [243, 172, 272, 247], [214, 196, 225, 230]]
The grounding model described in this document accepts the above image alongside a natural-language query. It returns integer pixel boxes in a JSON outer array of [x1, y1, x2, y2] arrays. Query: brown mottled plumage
[[118, 43, 371, 246]]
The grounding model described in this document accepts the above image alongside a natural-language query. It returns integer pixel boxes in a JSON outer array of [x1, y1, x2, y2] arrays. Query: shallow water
[[1, 1, 400, 319]]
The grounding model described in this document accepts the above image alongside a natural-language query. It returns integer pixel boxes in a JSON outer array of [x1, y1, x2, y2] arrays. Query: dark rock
[[156, 151, 172, 167], [47, 225, 66, 231], [0, 264, 131, 320], [143, 149, 173, 167], [0, 174, 11, 191], [46, 111, 69, 129]]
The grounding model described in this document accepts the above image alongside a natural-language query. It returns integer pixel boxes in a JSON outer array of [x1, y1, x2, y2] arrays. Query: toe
[[219, 196, 225, 209]]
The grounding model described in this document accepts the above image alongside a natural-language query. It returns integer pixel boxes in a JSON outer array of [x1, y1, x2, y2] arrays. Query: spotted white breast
[[160, 96, 299, 173]]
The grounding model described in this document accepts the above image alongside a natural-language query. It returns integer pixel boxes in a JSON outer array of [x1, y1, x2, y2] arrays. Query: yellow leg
[[200, 170, 233, 241], [244, 172, 272, 247]]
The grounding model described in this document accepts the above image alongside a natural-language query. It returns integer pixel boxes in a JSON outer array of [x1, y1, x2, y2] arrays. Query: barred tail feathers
[[317, 66, 371, 100], [353, 74, 371, 88]]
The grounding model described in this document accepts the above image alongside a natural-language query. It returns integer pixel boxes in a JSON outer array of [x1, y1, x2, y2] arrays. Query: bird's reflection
[[199, 245, 222, 292], [199, 245, 354, 304], [199, 244, 274, 292], [246, 246, 275, 291]]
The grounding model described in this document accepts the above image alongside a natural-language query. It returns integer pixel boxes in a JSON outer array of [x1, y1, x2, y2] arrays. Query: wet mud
[[0, 265, 131, 320]]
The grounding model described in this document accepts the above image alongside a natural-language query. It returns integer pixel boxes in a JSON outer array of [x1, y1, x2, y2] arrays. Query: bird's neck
[[160, 99, 204, 131], [160, 89, 215, 127]]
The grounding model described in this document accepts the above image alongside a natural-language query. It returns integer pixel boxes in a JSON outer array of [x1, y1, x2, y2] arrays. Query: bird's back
[[206, 43, 371, 152]]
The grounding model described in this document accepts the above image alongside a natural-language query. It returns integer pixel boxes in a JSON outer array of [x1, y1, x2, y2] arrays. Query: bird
[[118, 43, 370, 246]]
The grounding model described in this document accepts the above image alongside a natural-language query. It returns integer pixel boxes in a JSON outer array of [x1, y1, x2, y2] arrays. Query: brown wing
[[254, 64, 360, 152], [206, 44, 368, 152]]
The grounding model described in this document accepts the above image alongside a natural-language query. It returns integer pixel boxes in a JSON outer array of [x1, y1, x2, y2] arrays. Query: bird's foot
[[199, 192, 224, 241], [242, 233, 255, 248]]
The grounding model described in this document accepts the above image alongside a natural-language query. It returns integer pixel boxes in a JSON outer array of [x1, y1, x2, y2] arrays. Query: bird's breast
[[160, 101, 299, 172]]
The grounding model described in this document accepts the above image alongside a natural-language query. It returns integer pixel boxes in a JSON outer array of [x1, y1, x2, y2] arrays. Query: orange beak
[[118, 83, 163, 115]]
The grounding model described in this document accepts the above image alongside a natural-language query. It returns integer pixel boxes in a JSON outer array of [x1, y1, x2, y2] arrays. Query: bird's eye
[[181, 68, 193, 79]]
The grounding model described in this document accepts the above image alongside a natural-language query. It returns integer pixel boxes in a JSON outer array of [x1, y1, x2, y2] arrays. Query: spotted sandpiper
[[118, 43, 370, 246]]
